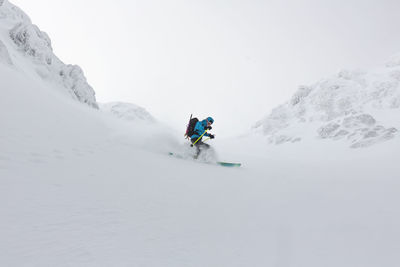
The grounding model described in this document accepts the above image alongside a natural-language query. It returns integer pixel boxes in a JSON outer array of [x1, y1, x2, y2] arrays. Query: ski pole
[[203, 137, 211, 142], [191, 130, 208, 147]]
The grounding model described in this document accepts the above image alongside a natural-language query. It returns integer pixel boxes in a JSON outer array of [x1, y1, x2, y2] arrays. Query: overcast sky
[[11, 0, 400, 136]]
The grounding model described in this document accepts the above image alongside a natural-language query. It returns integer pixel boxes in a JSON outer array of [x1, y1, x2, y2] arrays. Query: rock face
[[0, 0, 98, 108], [254, 58, 400, 148]]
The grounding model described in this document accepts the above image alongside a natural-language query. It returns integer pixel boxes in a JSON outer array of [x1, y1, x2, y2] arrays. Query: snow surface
[[2, 60, 400, 267], [1, 1, 400, 266]]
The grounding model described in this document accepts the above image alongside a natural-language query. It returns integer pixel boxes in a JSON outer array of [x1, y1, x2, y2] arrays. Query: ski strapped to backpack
[[184, 114, 199, 139]]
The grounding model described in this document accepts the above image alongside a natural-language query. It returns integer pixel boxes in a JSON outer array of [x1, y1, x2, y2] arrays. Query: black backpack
[[185, 115, 198, 139]]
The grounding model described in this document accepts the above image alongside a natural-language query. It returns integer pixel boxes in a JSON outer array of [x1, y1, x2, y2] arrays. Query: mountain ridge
[[0, 0, 97, 108], [254, 55, 400, 148]]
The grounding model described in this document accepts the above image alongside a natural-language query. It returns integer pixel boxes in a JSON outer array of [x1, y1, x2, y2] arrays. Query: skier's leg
[[191, 138, 201, 159], [194, 144, 200, 159], [202, 143, 210, 150], [195, 140, 207, 159], [196, 141, 211, 158]]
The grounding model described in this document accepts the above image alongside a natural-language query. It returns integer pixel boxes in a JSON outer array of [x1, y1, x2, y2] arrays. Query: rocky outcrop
[[254, 58, 400, 148], [0, 1, 98, 108]]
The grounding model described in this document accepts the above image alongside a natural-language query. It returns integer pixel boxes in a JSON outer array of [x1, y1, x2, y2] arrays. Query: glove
[[207, 126, 212, 130], [209, 134, 215, 139]]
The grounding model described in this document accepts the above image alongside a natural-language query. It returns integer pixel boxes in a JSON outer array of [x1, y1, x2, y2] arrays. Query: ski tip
[[217, 162, 242, 167]]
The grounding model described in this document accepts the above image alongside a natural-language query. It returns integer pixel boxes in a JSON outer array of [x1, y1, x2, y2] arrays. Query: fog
[[12, 0, 400, 136]]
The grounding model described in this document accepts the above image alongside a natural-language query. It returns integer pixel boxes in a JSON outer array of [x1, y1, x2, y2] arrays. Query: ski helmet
[[207, 117, 214, 124]]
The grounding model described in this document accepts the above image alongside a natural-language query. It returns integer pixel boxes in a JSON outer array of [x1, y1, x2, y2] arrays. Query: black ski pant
[[191, 139, 210, 158]]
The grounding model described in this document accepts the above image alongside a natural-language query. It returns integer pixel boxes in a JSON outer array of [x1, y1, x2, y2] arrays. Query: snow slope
[[1, 1, 400, 266], [254, 55, 400, 148], [100, 102, 156, 123], [2, 61, 400, 266]]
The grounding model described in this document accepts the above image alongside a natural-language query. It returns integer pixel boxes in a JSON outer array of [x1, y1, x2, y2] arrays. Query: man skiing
[[190, 117, 215, 158]]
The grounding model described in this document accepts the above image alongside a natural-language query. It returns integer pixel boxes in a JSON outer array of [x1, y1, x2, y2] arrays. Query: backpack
[[185, 115, 198, 139]]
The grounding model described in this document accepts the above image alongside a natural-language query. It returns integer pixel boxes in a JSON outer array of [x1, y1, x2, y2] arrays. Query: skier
[[190, 117, 215, 158]]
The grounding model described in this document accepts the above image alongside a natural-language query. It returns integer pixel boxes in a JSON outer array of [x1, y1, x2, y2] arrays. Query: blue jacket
[[191, 119, 211, 140]]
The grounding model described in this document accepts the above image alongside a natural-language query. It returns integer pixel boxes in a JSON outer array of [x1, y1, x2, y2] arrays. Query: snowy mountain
[[2, 1, 400, 267], [0, 0, 97, 108], [100, 102, 155, 123], [254, 54, 400, 148]]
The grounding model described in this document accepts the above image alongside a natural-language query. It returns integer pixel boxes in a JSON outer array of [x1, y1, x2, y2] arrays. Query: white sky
[[11, 0, 400, 136]]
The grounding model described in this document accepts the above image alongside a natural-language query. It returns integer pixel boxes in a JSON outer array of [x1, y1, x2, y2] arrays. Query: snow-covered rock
[[0, 0, 98, 108], [254, 57, 400, 148], [100, 102, 155, 123], [9, 23, 53, 65]]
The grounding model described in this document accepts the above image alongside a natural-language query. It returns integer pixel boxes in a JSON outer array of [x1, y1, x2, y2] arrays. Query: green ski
[[216, 162, 241, 167]]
